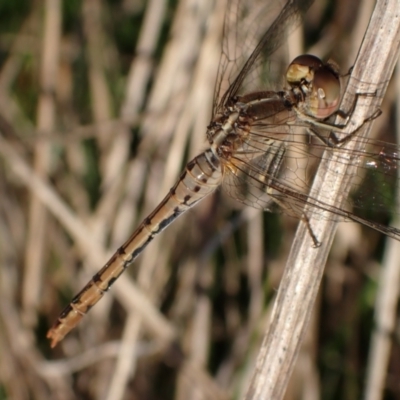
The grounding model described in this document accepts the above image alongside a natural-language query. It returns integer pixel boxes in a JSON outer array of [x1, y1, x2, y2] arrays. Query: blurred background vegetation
[[0, 0, 399, 399]]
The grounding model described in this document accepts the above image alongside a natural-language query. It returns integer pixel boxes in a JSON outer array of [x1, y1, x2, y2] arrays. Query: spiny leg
[[265, 187, 321, 247], [296, 91, 381, 147]]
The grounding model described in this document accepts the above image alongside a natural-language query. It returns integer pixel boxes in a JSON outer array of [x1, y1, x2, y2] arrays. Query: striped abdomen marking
[[47, 150, 222, 347]]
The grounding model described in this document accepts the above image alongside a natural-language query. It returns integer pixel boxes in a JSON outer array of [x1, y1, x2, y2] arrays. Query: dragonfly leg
[[301, 214, 321, 248], [327, 107, 382, 145], [265, 187, 321, 248], [295, 90, 381, 146], [306, 107, 381, 149]]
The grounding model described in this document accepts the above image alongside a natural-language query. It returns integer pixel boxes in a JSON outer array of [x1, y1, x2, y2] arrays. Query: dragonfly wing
[[213, 0, 314, 117], [222, 112, 400, 228]]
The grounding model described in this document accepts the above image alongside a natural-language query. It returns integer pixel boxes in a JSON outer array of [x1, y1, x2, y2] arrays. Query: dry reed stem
[[22, 0, 61, 329], [245, 0, 400, 398]]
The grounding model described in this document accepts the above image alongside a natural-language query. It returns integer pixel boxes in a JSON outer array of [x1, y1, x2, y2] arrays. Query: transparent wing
[[213, 0, 314, 117], [221, 119, 400, 239]]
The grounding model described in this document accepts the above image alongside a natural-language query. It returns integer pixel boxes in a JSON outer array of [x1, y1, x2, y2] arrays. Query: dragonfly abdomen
[[47, 149, 222, 347]]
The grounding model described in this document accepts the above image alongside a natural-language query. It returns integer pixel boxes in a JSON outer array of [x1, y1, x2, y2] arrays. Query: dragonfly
[[47, 0, 400, 347]]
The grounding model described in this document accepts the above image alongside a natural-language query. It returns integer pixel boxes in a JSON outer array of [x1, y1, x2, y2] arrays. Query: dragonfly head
[[286, 54, 341, 119]]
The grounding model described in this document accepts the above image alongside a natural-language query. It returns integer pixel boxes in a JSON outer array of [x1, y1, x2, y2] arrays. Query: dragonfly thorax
[[207, 111, 240, 153]]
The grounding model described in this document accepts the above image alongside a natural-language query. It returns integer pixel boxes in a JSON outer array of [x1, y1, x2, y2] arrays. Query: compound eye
[[286, 54, 323, 85], [310, 66, 341, 118]]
